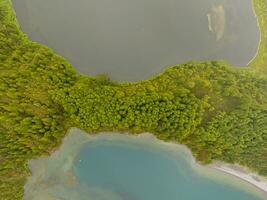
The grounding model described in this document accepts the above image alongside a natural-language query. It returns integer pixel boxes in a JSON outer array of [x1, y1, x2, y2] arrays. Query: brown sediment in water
[[207, 4, 225, 41]]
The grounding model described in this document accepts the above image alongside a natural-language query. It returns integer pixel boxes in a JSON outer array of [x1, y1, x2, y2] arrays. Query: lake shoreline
[[151, 133, 267, 197], [209, 162, 267, 195]]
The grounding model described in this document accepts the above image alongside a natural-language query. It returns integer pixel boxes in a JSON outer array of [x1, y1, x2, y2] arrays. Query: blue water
[[74, 140, 263, 200]]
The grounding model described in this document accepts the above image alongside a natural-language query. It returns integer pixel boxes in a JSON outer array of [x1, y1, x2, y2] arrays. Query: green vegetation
[[250, 0, 267, 73], [52, 63, 267, 173], [0, 1, 77, 198], [0, 0, 267, 199]]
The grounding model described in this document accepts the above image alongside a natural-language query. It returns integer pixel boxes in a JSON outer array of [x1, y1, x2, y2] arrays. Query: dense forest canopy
[[0, 0, 267, 199]]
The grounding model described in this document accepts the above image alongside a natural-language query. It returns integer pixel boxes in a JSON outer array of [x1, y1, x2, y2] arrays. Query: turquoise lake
[[24, 129, 265, 200], [74, 140, 263, 200]]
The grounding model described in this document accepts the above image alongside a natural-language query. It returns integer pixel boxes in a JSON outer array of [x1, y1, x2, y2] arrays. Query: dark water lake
[[13, 0, 259, 81], [23, 129, 265, 200]]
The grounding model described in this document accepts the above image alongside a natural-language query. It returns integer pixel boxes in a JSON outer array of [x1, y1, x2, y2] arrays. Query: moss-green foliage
[[52, 62, 267, 174], [0, 1, 77, 199], [0, 0, 267, 199]]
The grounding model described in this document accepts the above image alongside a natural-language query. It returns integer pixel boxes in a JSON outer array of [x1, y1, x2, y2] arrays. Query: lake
[[23, 128, 266, 200], [12, 0, 260, 81]]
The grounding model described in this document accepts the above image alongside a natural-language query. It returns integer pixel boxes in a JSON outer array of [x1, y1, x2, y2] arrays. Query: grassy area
[[250, 0, 267, 74]]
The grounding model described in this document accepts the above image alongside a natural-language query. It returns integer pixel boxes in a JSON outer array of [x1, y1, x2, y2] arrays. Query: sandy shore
[[140, 133, 267, 197], [210, 162, 267, 195]]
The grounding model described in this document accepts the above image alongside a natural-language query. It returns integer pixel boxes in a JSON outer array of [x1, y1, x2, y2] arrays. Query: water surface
[[24, 128, 266, 200], [13, 0, 259, 81]]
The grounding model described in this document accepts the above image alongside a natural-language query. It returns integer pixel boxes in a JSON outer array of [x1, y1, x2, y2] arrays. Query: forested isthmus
[[1, 0, 267, 199]]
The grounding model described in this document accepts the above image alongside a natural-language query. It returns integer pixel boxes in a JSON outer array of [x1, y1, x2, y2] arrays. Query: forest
[[0, 0, 267, 199]]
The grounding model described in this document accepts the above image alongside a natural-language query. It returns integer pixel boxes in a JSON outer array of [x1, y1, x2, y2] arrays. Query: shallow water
[[12, 0, 259, 81], [23, 128, 265, 200]]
